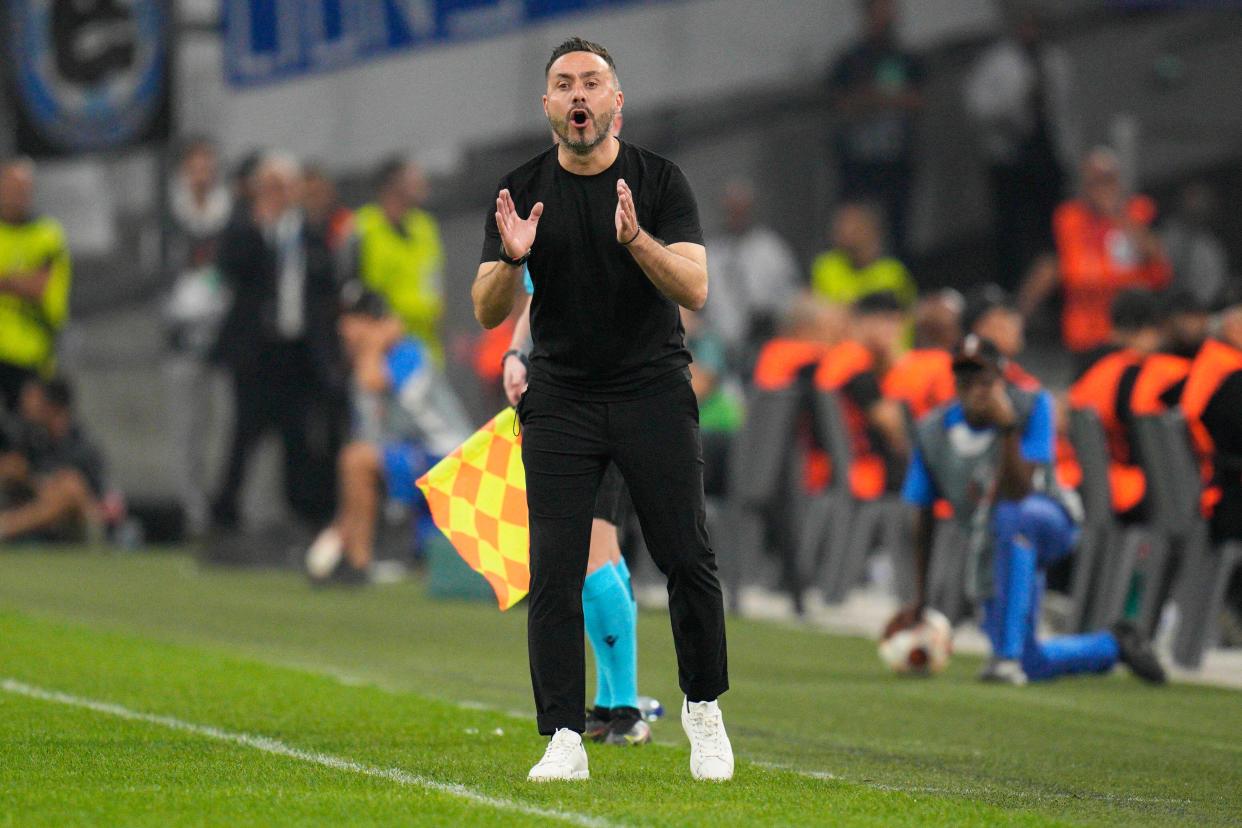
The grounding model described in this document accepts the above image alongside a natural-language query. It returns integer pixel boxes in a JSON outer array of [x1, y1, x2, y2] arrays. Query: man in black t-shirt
[[472, 37, 731, 783]]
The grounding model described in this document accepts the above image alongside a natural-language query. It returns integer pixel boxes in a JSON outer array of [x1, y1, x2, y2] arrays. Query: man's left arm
[[615, 176, 707, 311], [0, 265, 52, 302]]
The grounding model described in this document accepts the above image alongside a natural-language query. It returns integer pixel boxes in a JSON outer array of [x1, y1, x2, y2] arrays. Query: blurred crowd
[[0, 1, 1238, 654]]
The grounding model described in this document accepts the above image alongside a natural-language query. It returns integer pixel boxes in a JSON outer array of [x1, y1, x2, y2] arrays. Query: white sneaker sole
[[527, 769, 589, 782]]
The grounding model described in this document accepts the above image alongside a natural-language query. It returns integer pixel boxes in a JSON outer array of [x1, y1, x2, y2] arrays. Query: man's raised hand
[[496, 189, 543, 261], [615, 178, 641, 245]]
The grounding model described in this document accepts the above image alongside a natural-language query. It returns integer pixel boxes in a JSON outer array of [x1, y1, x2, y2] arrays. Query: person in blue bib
[[305, 285, 470, 585], [893, 335, 1166, 685]]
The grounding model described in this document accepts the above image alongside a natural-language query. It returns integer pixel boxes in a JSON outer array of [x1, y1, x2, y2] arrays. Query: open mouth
[[569, 109, 590, 128]]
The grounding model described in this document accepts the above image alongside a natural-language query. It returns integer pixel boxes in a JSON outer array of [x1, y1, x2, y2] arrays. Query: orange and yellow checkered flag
[[416, 407, 529, 610]]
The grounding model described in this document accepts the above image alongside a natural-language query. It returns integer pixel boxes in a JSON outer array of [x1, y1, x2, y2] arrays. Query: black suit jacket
[[213, 213, 340, 382]]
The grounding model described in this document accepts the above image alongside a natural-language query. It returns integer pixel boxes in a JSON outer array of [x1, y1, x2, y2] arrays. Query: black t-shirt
[[481, 140, 703, 400], [827, 38, 925, 166]]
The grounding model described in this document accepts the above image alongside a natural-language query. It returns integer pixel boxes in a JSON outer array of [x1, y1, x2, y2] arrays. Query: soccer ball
[[878, 608, 953, 675]]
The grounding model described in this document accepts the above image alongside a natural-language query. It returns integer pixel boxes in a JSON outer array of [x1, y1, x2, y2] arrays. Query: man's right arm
[[472, 261, 523, 329], [474, 186, 542, 329]]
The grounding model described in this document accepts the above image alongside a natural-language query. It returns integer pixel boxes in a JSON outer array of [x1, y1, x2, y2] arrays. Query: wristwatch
[[499, 245, 529, 267]]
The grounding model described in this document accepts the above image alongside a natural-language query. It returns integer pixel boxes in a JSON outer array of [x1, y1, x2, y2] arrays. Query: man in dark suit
[[211, 152, 342, 529]]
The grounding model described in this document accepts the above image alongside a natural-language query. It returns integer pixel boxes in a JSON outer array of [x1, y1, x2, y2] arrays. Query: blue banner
[[223, 0, 660, 87]]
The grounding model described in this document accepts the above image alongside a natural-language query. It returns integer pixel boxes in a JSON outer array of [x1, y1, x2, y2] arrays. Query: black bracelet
[[502, 349, 529, 371], [621, 226, 641, 246], [499, 245, 529, 267], [997, 421, 1018, 436]]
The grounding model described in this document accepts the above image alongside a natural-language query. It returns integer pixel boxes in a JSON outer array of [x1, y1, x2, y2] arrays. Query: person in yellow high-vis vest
[[346, 158, 445, 363], [0, 158, 71, 411]]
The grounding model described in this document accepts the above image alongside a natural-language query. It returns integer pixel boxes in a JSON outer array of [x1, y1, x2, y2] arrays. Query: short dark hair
[[373, 155, 409, 194], [545, 37, 618, 81], [853, 290, 905, 316], [40, 376, 74, 411], [1111, 288, 1161, 332]]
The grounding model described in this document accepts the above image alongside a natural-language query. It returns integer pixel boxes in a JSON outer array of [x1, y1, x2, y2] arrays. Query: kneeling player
[[894, 336, 1166, 685], [307, 287, 469, 583]]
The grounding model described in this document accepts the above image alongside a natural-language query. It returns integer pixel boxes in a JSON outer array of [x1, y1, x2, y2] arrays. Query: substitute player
[[472, 38, 731, 782], [893, 336, 1166, 686]]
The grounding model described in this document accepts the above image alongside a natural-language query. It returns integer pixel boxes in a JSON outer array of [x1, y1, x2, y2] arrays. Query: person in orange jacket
[[752, 296, 846, 391], [1181, 299, 1242, 535], [1131, 289, 1211, 416], [814, 292, 910, 500], [1067, 289, 1162, 520], [883, 288, 962, 420], [1179, 299, 1242, 635], [1024, 147, 1171, 368]]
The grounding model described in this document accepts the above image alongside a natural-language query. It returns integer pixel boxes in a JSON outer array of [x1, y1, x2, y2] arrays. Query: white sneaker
[[681, 698, 734, 781], [306, 527, 343, 581], [979, 658, 1028, 686], [527, 729, 589, 781]]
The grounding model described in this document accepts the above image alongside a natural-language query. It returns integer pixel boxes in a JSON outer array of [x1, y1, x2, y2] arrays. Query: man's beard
[[550, 108, 614, 156]]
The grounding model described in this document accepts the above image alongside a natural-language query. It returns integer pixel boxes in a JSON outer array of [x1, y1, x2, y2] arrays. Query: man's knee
[[43, 468, 92, 506]]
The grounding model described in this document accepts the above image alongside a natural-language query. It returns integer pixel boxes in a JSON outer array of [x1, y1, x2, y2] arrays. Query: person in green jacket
[[0, 157, 71, 412], [346, 158, 445, 363], [810, 201, 914, 309]]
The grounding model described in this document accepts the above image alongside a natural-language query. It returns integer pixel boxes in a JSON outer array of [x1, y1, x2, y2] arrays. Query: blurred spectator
[[1181, 300, 1242, 545], [0, 158, 72, 413], [303, 164, 354, 255], [703, 179, 800, 370], [964, 284, 1041, 391], [1161, 182, 1228, 311], [305, 287, 469, 584], [964, 9, 1078, 291], [814, 292, 910, 501], [229, 150, 264, 217], [1130, 290, 1209, 417], [752, 295, 847, 391], [1068, 289, 1163, 520], [1024, 148, 1171, 363], [681, 307, 742, 497], [345, 158, 446, 363], [826, 0, 925, 258], [811, 202, 914, 309], [162, 138, 232, 537], [883, 289, 962, 420], [211, 152, 342, 530], [0, 377, 105, 543]]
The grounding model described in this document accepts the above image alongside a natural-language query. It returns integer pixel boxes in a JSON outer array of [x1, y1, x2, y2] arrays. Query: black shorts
[[593, 462, 627, 525]]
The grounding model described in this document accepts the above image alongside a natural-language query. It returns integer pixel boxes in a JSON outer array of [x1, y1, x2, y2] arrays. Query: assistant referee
[[472, 38, 732, 783]]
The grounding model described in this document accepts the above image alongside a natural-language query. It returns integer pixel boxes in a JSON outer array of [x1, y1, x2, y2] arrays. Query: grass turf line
[[1, 549, 1240, 825], [1, 611, 1044, 827]]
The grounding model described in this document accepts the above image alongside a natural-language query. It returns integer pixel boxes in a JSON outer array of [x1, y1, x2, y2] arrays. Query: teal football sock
[[583, 564, 616, 710], [583, 561, 638, 710]]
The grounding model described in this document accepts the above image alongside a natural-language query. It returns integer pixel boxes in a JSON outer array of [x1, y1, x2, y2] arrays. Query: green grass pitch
[[0, 549, 1239, 826]]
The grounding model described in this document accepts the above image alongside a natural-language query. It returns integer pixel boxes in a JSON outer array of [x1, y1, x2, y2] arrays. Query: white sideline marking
[[752, 760, 1190, 808], [1, 678, 617, 828]]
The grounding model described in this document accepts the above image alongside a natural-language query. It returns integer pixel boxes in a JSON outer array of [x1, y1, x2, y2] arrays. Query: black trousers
[[518, 379, 728, 734], [214, 340, 337, 526]]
